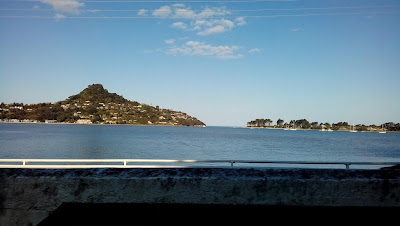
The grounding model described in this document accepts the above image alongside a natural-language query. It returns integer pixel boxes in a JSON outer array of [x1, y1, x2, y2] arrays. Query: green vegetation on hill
[[0, 84, 206, 126], [67, 84, 127, 105]]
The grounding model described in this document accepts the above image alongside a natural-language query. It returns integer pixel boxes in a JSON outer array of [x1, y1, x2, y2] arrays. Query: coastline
[[0, 121, 206, 127], [0, 122, 396, 132], [244, 126, 398, 133]]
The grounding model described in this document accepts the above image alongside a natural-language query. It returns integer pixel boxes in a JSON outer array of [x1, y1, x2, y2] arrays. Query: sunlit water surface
[[1, 123, 399, 169]]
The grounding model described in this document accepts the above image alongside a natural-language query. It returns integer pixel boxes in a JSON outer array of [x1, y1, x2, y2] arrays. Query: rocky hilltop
[[0, 84, 206, 126]]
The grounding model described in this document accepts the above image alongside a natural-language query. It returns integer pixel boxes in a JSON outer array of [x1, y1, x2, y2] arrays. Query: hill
[[67, 84, 127, 105], [0, 84, 206, 126]]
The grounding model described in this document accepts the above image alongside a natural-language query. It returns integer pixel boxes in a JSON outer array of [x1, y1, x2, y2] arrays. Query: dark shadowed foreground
[[39, 203, 398, 225], [1, 167, 399, 225]]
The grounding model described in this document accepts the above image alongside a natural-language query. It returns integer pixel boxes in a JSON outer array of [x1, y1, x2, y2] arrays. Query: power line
[[3, 0, 297, 3], [244, 11, 400, 18], [1, 5, 399, 12], [84, 0, 296, 2], [1, 11, 398, 19], [231, 5, 400, 12]]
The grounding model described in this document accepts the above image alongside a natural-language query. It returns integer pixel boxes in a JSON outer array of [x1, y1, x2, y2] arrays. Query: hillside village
[[0, 84, 206, 127]]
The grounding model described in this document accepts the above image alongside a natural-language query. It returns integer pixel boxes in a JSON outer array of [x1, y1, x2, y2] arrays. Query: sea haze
[[0, 124, 399, 168]]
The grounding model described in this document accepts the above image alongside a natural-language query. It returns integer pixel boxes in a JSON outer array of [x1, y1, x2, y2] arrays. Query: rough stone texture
[[0, 167, 399, 225]]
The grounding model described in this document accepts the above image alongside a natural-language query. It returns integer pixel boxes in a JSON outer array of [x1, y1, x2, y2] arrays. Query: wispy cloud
[[197, 25, 226, 36], [248, 48, 262, 53], [195, 19, 235, 36], [139, 4, 245, 36], [152, 5, 172, 17], [137, 9, 148, 16], [40, 0, 84, 14], [54, 13, 66, 21], [171, 21, 188, 30], [235, 17, 246, 26], [164, 39, 175, 45], [174, 8, 196, 19], [140, 4, 253, 59], [166, 40, 243, 59]]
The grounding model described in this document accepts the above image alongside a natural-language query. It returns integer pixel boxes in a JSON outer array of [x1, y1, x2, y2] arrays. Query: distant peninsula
[[0, 84, 206, 127], [247, 118, 400, 132]]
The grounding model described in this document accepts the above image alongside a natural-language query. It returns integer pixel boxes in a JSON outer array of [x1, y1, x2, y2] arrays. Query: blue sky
[[1, 0, 400, 126]]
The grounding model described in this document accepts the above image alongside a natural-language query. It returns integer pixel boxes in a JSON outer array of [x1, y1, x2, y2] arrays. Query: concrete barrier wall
[[1, 167, 399, 225]]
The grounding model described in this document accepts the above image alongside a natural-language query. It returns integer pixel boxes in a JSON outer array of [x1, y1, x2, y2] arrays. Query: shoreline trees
[[247, 118, 400, 132]]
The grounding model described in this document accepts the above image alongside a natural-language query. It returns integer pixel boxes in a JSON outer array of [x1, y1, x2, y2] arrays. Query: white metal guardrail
[[0, 159, 399, 169]]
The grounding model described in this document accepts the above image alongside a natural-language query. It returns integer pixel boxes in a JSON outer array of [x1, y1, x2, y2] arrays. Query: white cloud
[[235, 17, 246, 26], [219, 19, 235, 29], [140, 5, 245, 36], [192, 17, 237, 36], [197, 7, 231, 18], [167, 46, 192, 56], [40, 0, 84, 14], [197, 25, 226, 36], [164, 39, 175, 45], [153, 6, 172, 17], [248, 48, 261, 53], [174, 8, 196, 19], [196, 19, 235, 36], [171, 22, 187, 30], [192, 20, 205, 30], [166, 40, 243, 59], [137, 9, 148, 16]]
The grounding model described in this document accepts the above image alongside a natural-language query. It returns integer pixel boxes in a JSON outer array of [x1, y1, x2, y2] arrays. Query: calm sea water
[[1, 123, 399, 168]]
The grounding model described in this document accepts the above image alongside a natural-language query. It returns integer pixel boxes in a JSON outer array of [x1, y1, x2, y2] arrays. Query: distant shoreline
[[1, 122, 398, 132], [0, 121, 206, 127], [244, 126, 399, 133]]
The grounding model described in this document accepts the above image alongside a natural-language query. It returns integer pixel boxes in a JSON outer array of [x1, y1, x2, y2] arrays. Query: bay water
[[0, 123, 399, 168]]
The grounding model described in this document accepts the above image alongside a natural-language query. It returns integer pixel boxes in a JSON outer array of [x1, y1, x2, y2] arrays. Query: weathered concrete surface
[[0, 167, 399, 225]]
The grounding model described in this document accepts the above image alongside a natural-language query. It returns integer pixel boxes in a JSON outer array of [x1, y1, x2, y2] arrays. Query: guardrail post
[[22, 160, 26, 166], [124, 160, 127, 167], [345, 163, 350, 170], [230, 161, 234, 167]]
